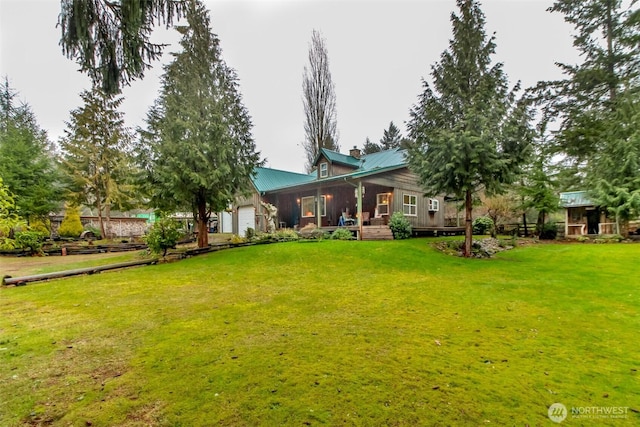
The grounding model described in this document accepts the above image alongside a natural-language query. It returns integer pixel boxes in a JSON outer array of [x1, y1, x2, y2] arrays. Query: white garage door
[[237, 206, 255, 237], [220, 211, 232, 233]]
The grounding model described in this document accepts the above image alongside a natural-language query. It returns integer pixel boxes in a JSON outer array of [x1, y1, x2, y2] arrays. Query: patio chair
[[361, 211, 370, 225]]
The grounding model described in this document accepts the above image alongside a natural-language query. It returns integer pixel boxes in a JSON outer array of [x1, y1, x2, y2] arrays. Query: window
[[377, 193, 390, 216], [428, 198, 439, 212], [403, 194, 417, 216], [319, 162, 328, 178], [301, 196, 326, 217]]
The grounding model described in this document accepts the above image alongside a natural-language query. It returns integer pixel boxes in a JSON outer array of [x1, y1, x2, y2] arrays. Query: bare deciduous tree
[[302, 29, 339, 172]]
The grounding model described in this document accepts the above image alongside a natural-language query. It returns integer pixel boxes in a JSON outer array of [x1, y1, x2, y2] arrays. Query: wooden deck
[[320, 225, 393, 240]]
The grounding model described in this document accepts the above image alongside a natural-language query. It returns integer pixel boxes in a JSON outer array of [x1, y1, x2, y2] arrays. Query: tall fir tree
[[536, 0, 639, 163], [361, 137, 381, 154], [536, 0, 640, 233], [139, 0, 261, 248], [60, 88, 135, 238], [407, 0, 532, 257], [379, 121, 403, 150], [302, 29, 339, 171], [59, 0, 187, 94], [0, 77, 63, 223]]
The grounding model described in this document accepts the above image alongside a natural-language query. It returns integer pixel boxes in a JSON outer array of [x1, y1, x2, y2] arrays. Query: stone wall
[[50, 216, 149, 238]]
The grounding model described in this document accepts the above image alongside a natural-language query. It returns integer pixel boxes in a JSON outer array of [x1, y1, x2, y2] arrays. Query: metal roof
[[252, 167, 316, 193], [559, 191, 594, 208], [253, 148, 408, 192], [317, 148, 361, 168]]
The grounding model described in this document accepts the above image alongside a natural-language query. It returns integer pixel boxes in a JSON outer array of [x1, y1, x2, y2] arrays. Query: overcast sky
[[0, 0, 579, 173]]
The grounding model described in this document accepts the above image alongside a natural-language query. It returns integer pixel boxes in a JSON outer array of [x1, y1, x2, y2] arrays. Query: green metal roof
[[252, 167, 316, 193], [317, 148, 361, 168], [252, 148, 408, 192], [359, 148, 406, 172], [559, 191, 593, 207]]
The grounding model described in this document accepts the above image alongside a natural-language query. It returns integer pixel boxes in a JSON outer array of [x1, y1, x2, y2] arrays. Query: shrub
[[274, 229, 299, 242], [29, 217, 50, 236], [58, 204, 84, 238], [388, 212, 412, 240], [230, 234, 247, 244], [14, 230, 46, 256], [298, 224, 327, 240], [83, 225, 102, 240], [144, 217, 183, 257], [331, 228, 354, 240], [245, 227, 255, 240], [537, 222, 558, 240], [472, 216, 494, 235]]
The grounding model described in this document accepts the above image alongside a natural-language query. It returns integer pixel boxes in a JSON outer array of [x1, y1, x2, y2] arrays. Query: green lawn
[[0, 239, 638, 426], [0, 251, 148, 278]]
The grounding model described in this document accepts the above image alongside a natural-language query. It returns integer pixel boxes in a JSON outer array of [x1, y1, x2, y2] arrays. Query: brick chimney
[[349, 146, 361, 159]]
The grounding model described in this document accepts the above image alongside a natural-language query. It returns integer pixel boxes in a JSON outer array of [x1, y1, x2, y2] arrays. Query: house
[[230, 147, 455, 239], [559, 191, 616, 236]]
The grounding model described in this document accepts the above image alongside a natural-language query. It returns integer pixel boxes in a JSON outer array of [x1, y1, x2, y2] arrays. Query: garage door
[[237, 206, 255, 237], [220, 211, 232, 233]]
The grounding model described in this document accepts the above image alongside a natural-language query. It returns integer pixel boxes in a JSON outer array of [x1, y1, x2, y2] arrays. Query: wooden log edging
[[2, 259, 159, 287]]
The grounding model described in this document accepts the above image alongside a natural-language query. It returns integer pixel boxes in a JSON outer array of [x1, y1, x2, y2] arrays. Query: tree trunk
[[464, 189, 473, 257], [105, 203, 111, 239], [522, 212, 528, 237], [96, 197, 106, 240], [196, 199, 209, 248]]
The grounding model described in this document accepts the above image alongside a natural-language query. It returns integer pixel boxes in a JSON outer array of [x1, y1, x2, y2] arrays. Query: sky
[[0, 0, 579, 173]]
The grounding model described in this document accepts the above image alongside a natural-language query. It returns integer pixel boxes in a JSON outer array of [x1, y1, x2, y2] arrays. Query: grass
[[0, 251, 148, 278], [0, 239, 638, 426]]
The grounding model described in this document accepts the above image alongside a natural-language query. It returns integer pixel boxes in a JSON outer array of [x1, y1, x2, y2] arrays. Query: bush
[[144, 217, 183, 257], [14, 230, 46, 256], [83, 225, 102, 240], [29, 217, 50, 236], [472, 216, 494, 235], [388, 212, 412, 240], [230, 234, 247, 244], [298, 224, 327, 240], [537, 222, 558, 240], [245, 227, 255, 240], [331, 228, 354, 240], [58, 204, 84, 238], [274, 229, 299, 242]]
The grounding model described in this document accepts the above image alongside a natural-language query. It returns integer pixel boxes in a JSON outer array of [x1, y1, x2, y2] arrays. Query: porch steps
[[361, 225, 394, 240]]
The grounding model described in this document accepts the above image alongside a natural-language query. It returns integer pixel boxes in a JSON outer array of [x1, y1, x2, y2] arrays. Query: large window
[[319, 162, 328, 178], [377, 193, 390, 216], [403, 193, 417, 216], [301, 196, 326, 218]]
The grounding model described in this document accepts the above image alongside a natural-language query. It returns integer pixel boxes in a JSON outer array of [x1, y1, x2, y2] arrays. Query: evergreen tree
[[589, 94, 640, 235], [519, 158, 559, 229], [536, 0, 639, 167], [0, 77, 63, 222], [0, 177, 23, 249], [58, 203, 84, 238], [379, 121, 403, 150], [302, 29, 339, 171], [59, 88, 135, 239], [536, 0, 640, 232], [59, 0, 187, 94], [407, 0, 532, 257], [139, 0, 261, 248], [361, 137, 381, 154]]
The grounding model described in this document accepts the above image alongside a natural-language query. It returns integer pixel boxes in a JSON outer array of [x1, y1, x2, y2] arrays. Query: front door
[[587, 209, 600, 235]]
